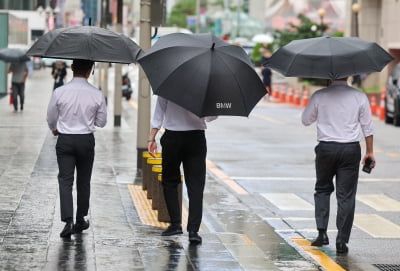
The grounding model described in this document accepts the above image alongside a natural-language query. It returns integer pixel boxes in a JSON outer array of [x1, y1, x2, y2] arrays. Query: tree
[[167, 0, 196, 28], [273, 14, 327, 49]]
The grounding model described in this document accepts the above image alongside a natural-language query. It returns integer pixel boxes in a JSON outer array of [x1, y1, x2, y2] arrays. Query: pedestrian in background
[[301, 77, 375, 254], [147, 96, 216, 245], [47, 59, 107, 238], [51, 60, 67, 90], [261, 44, 272, 96], [8, 61, 28, 112]]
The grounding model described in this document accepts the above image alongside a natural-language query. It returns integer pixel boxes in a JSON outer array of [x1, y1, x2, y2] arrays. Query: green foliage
[[251, 43, 263, 63], [273, 14, 325, 48], [167, 0, 196, 28]]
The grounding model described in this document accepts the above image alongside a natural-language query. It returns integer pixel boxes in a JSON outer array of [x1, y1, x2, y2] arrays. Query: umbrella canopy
[[27, 26, 142, 64], [137, 33, 266, 117], [265, 36, 394, 79], [0, 48, 30, 63]]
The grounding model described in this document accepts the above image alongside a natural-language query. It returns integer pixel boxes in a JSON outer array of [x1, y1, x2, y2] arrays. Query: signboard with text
[[0, 12, 9, 95]]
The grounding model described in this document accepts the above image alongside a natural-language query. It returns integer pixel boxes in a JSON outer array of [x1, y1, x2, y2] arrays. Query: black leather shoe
[[60, 222, 74, 238], [161, 224, 183, 236], [311, 232, 329, 246], [188, 231, 202, 245], [336, 243, 349, 254], [74, 219, 90, 233]]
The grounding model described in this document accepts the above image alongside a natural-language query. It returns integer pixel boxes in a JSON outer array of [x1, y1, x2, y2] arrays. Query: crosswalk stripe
[[231, 176, 400, 182], [357, 194, 400, 211], [261, 193, 314, 210], [354, 214, 400, 238]]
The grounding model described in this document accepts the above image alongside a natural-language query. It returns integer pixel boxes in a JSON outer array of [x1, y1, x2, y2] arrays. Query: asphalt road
[[114, 65, 400, 271]]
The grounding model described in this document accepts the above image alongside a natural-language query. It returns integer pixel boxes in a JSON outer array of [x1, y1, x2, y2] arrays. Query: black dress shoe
[[336, 243, 349, 254], [161, 224, 183, 236], [74, 219, 90, 233], [60, 222, 74, 238], [311, 232, 329, 246], [188, 231, 202, 245]]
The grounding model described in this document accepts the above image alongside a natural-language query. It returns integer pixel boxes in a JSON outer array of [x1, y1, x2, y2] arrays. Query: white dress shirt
[[151, 96, 216, 131], [301, 80, 374, 143], [47, 77, 107, 134]]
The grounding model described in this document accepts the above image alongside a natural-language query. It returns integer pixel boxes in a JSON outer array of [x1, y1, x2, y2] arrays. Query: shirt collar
[[71, 77, 88, 83], [330, 80, 348, 86]]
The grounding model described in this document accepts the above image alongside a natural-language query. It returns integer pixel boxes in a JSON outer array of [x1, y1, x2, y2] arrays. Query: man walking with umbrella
[[8, 61, 28, 112], [147, 96, 216, 245], [47, 59, 107, 238], [301, 77, 375, 254]]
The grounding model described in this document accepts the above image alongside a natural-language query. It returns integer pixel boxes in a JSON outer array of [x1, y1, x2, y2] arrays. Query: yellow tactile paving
[[128, 184, 194, 230], [128, 184, 168, 228], [291, 237, 346, 271]]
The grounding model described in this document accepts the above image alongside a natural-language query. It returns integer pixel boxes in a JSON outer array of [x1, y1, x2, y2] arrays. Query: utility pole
[[100, 0, 109, 104], [114, 0, 123, 127], [136, 0, 152, 169], [195, 0, 201, 33]]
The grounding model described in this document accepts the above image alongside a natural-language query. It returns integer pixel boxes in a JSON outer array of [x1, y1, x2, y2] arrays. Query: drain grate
[[374, 264, 400, 271]]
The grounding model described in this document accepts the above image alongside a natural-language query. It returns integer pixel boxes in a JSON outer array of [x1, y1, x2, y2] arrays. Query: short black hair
[[72, 59, 94, 75]]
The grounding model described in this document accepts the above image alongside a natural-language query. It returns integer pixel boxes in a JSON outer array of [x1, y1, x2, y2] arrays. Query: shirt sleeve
[[301, 93, 318, 126], [151, 96, 167, 129], [94, 95, 108, 128], [205, 116, 218, 122], [359, 94, 374, 137], [47, 91, 59, 131]]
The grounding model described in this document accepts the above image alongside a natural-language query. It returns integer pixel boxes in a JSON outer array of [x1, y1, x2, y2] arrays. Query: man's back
[[302, 80, 373, 143], [9, 62, 27, 83]]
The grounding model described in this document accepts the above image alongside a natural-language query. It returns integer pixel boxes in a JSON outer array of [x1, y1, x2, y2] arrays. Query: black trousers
[[314, 141, 361, 243], [160, 129, 207, 232], [12, 82, 25, 110], [56, 133, 95, 222]]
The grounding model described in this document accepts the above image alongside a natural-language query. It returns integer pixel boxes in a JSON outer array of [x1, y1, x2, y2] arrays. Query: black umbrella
[[137, 33, 266, 117], [0, 48, 30, 63], [27, 26, 142, 64], [265, 36, 394, 79]]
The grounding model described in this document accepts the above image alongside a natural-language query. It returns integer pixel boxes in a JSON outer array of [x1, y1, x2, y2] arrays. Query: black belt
[[319, 141, 359, 145]]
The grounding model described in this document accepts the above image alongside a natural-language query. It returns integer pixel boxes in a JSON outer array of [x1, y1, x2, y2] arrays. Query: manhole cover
[[374, 264, 400, 271]]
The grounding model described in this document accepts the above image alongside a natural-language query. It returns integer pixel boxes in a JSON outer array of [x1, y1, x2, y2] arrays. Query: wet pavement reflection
[[0, 69, 320, 271]]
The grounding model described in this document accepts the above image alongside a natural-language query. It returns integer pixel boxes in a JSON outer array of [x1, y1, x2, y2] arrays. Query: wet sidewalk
[[0, 69, 319, 271]]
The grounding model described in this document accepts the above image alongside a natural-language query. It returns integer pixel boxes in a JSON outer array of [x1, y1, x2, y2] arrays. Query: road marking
[[291, 238, 346, 271], [261, 193, 314, 210], [239, 233, 255, 246], [231, 176, 400, 182], [206, 159, 248, 195], [354, 214, 400, 238], [232, 176, 315, 181], [357, 194, 400, 211], [387, 152, 400, 157]]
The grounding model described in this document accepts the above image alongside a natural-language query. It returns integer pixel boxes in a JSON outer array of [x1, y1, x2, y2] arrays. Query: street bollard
[[301, 87, 310, 107], [286, 86, 294, 104], [146, 157, 162, 199], [293, 87, 301, 105], [370, 95, 377, 116], [378, 88, 386, 121], [156, 172, 183, 223], [141, 152, 161, 191], [151, 165, 162, 210]]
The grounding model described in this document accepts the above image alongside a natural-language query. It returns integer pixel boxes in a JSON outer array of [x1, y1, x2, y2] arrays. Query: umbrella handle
[[151, 27, 158, 39]]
